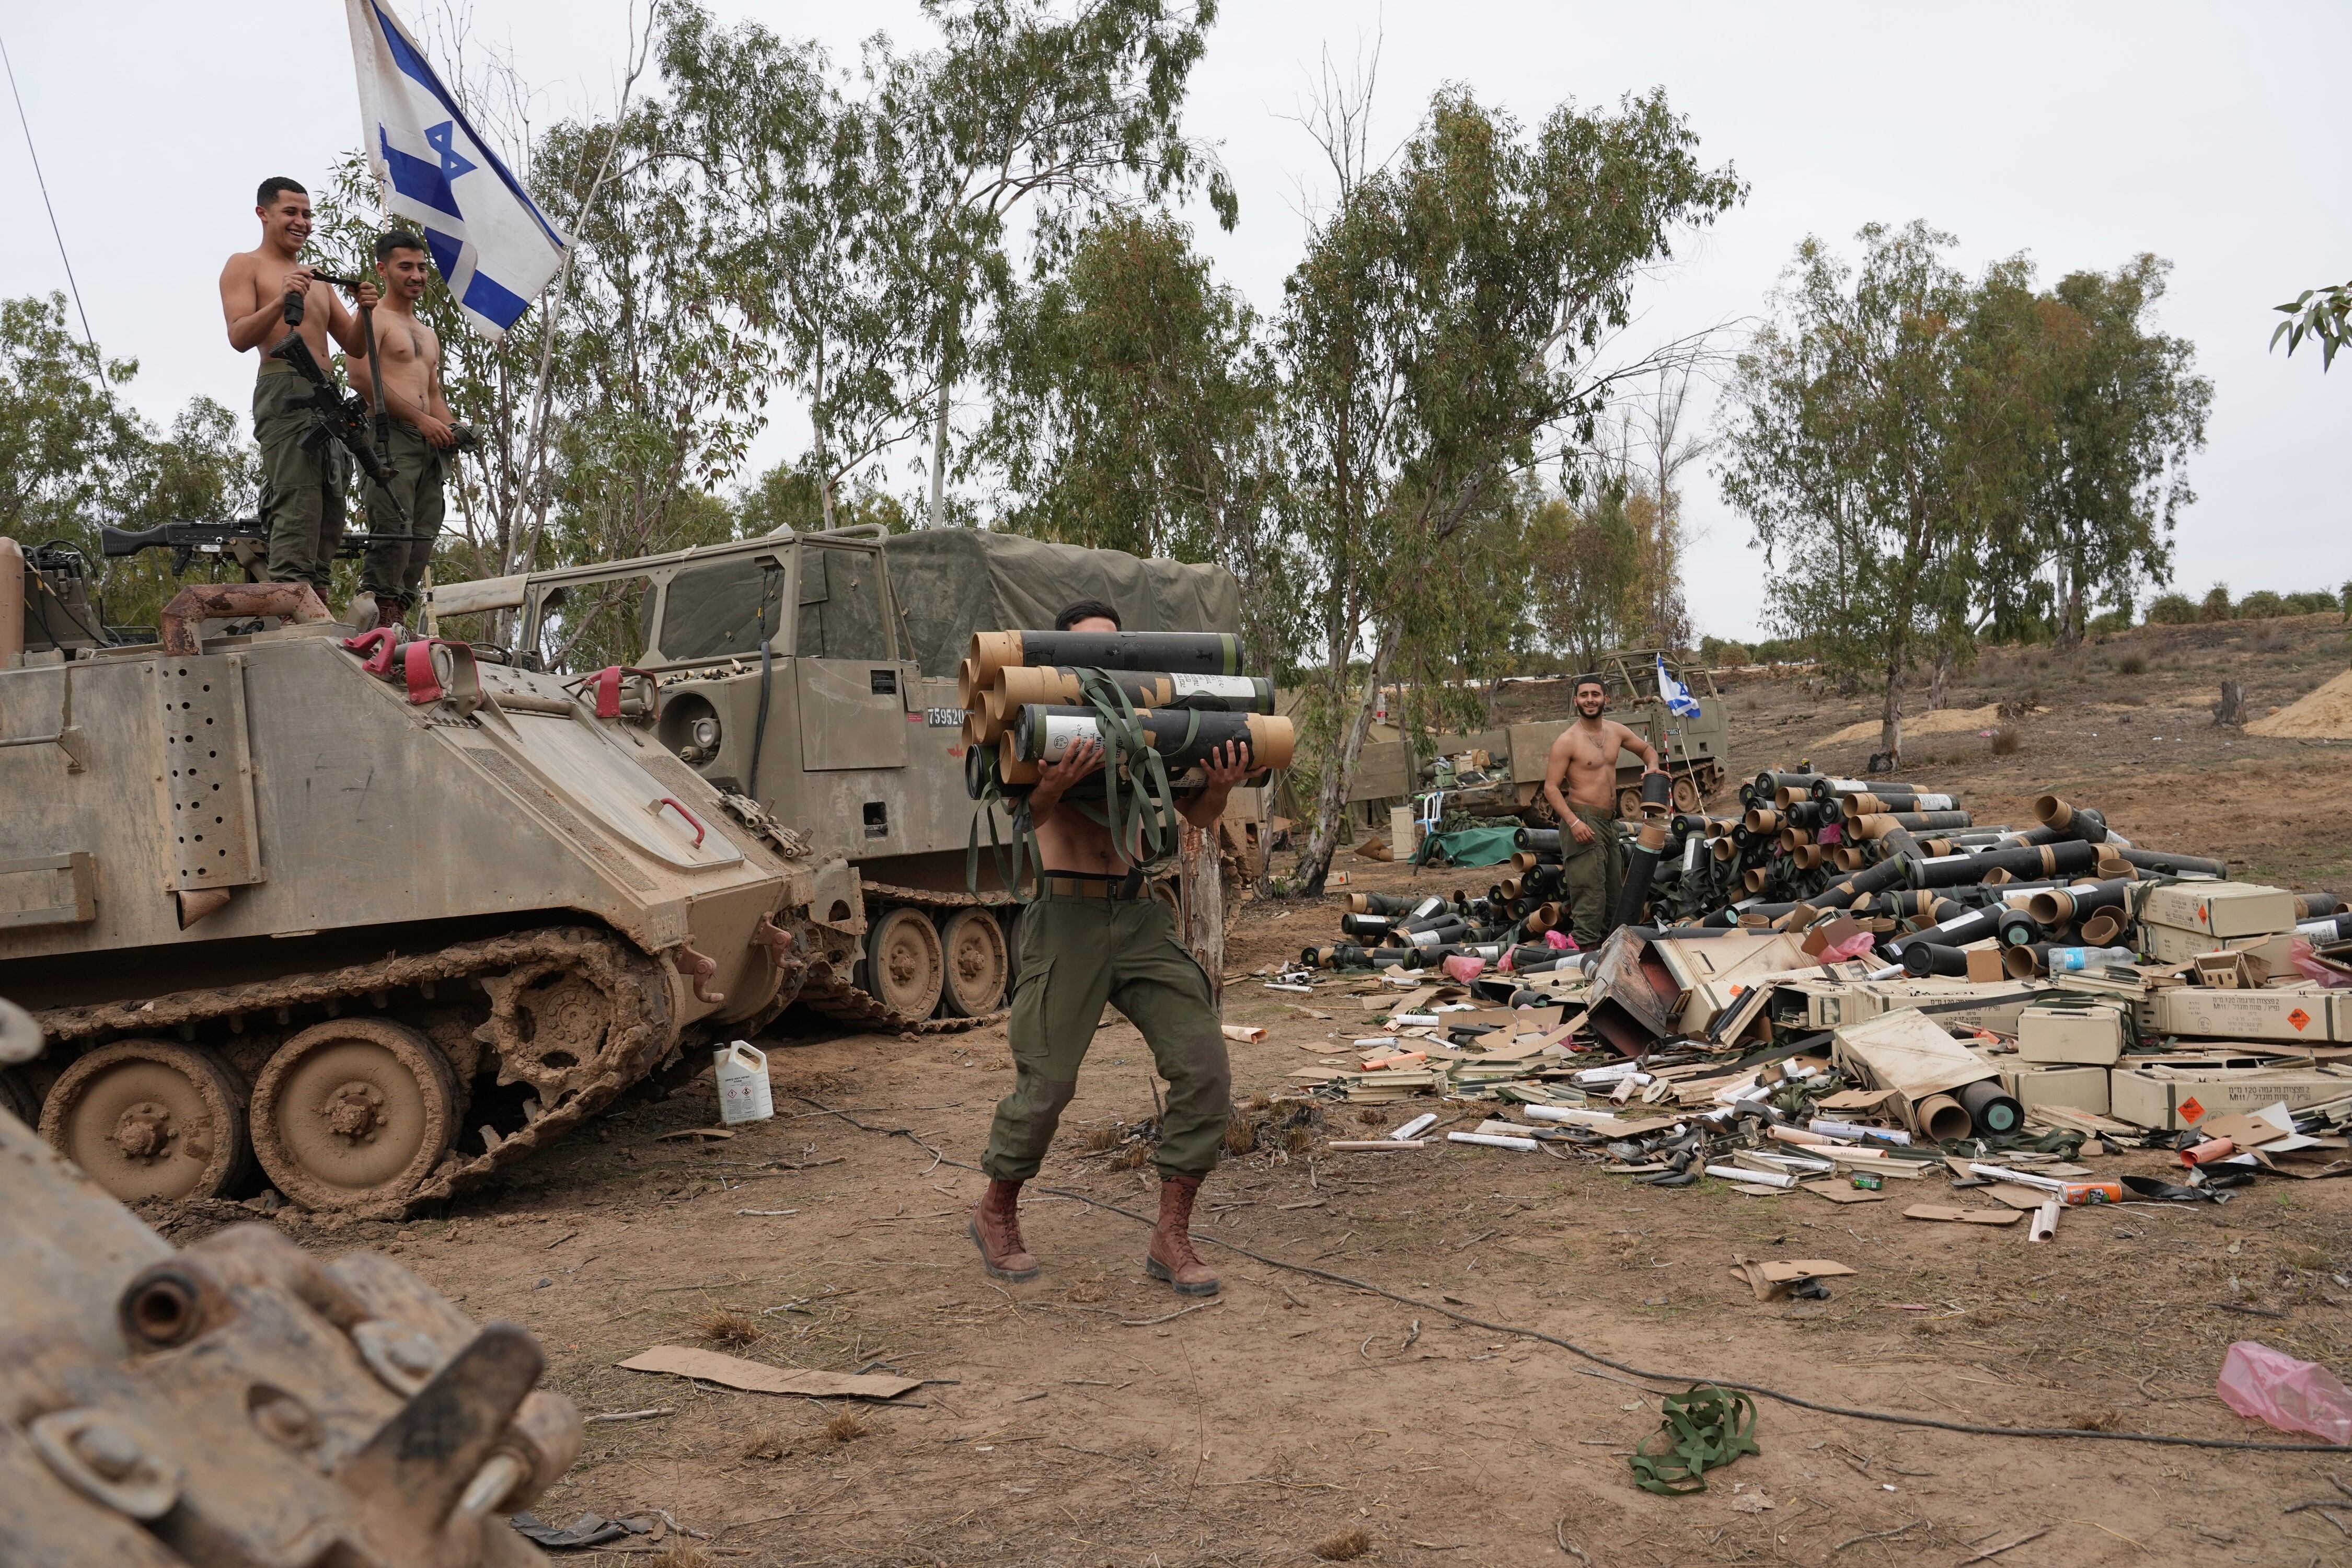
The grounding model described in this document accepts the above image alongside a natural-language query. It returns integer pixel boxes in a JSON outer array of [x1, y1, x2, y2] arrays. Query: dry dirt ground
[[181, 616, 2352, 1567]]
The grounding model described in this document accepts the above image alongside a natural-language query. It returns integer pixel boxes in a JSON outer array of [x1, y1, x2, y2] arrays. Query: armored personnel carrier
[[428, 524, 1247, 1026], [0, 575, 854, 1213]]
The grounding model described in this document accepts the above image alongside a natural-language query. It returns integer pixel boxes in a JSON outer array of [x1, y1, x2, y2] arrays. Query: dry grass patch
[[741, 1428, 792, 1461], [1313, 1525, 1373, 1561], [698, 1308, 764, 1347], [824, 1412, 869, 1444]]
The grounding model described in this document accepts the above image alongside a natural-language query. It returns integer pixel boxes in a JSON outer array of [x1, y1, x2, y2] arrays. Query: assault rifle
[[100, 518, 411, 576], [266, 328, 404, 510]]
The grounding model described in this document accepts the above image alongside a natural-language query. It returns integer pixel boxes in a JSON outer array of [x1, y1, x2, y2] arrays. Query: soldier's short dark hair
[[375, 229, 429, 264], [257, 177, 309, 207], [1054, 599, 1122, 631], [1573, 673, 1606, 694]]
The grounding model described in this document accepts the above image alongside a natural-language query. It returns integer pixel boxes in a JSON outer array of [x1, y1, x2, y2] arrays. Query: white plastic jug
[[713, 1041, 774, 1125]]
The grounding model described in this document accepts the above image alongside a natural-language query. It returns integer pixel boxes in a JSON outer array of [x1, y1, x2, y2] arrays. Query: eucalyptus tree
[[1720, 222, 1994, 757], [884, 0, 1233, 525], [979, 211, 1294, 666], [1282, 85, 1742, 892]]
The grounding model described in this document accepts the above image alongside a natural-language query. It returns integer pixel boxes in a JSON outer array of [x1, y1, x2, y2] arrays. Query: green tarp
[[1413, 823, 1521, 869], [880, 529, 1243, 677]]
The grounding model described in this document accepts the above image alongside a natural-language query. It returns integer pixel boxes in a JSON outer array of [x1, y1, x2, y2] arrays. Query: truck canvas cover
[[881, 529, 1243, 677]]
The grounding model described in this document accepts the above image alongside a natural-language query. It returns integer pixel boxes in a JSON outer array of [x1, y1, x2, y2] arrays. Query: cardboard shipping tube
[[1516, 827, 1562, 854], [1754, 769, 1822, 797], [1793, 844, 1824, 870], [2299, 893, 2347, 919], [1845, 811, 1974, 839], [2078, 912, 2123, 947], [967, 628, 1242, 693], [1221, 1024, 1266, 1044], [2034, 793, 2109, 844], [997, 733, 1040, 786], [1995, 908, 2042, 949], [998, 663, 1277, 716], [965, 630, 1027, 697], [2028, 1199, 2059, 1243], [1714, 837, 1742, 863], [2112, 846, 2227, 878], [2001, 944, 2047, 979], [1913, 1093, 1974, 1143], [1813, 776, 1926, 800], [1901, 942, 1969, 978], [2180, 1137, 2236, 1167], [1615, 818, 1670, 928], [1958, 1079, 2024, 1137], [1743, 867, 1770, 894]]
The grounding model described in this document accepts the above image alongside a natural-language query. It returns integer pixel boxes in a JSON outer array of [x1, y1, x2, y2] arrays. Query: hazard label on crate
[[2289, 1008, 2312, 1031], [2178, 1097, 2206, 1124]]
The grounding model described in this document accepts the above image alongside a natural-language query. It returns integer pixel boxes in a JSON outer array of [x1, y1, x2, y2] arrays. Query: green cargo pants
[[1561, 803, 1624, 950], [253, 361, 349, 594], [983, 889, 1231, 1182], [360, 419, 446, 606]]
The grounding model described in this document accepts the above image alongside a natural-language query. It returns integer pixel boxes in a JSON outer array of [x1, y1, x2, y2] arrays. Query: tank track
[[32, 925, 679, 1216], [792, 878, 1014, 1035]]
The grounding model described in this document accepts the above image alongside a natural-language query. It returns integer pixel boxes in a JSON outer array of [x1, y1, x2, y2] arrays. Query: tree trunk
[[928, 375, 951, 527], [1877, 649, 1905, 761], [2213, 681, 2245, 728], [1297, 629, 1399, 895], [1178, 822, 1224, 1006], [1928, 645, 1953, 711]]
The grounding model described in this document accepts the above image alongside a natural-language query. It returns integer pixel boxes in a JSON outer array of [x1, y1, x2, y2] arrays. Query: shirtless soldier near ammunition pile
[[1543, 675, 1666, 949], [217, 177, 378, 601], [971, 601, 1256, 1297]]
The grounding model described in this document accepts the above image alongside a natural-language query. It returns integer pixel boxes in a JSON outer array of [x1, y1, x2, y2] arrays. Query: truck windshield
[[661, 556, 786, 662], [795, 546, 892, 661], [533, 577, 657, 673]]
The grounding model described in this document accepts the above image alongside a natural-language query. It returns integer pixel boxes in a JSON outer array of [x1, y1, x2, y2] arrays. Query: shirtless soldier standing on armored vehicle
[[345, 229, 458, 633], [971, 601, 1254, 1297], [218, 177, 377, 602], [1543, 675, 1666, 950]]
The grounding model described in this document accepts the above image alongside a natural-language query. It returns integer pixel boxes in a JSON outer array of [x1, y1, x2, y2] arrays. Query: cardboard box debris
[[2108, 1064, 2352, 1131], [2139, 923, 2294, 969], [2139, 881, 2297, 939], [1999, 1064, 2112, 1116], [2015, 1000, 2129, 1065], [1783, 976, 2044, 1034], [1831, 1009, 2002, 1120], [2148, 986, 2348, 1044]]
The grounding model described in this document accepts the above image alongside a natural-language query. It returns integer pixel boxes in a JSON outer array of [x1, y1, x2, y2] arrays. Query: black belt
[[1042, 869, 1146, 901]]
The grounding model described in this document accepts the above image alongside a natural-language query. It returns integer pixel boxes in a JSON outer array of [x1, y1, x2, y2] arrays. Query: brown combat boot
[[1145, 1173, 1219, 1296], [969, 1178, 1039, 1282]]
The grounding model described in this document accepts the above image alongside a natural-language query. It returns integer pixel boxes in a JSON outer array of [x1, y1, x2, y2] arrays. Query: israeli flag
[[346, 0, 567, 340], [1657, 655, 1702, 719]]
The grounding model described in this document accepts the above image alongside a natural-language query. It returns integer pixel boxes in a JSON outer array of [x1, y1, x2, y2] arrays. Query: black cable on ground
[[791, 1096, 2346, 1455]]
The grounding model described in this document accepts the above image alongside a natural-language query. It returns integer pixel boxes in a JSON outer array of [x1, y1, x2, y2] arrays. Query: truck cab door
[[793, 544, 908, 774]]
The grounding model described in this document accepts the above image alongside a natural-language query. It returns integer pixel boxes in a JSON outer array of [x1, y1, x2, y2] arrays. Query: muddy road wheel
[[250, 1019, 457, 1213], [1672, 776, 1701, 813], [939, 908, 1009, 1017], [1617, 786, 1643, 821], [40, 1040, 248, 1202], [864, 906, 944, 1020]]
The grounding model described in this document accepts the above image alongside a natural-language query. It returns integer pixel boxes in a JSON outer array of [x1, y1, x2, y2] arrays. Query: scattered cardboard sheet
[[1904, 1205, 2023, 1226], [619, 1346, 921, 1400], [1727, 1253, 1857, 1301], [1801, 1179, 1883, 1205]]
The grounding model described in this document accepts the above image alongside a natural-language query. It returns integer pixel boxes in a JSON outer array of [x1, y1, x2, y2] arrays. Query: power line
[[1, 30, 105, 388]]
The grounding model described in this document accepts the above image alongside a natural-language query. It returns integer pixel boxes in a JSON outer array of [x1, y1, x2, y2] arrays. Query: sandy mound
[[2247, 668, 2352, 738], [1818, 703, 2002, 750]]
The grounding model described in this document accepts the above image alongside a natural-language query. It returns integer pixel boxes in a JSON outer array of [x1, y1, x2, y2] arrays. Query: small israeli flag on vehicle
[[345, 0, 567, 340], [1657, 655, 1702, 719]]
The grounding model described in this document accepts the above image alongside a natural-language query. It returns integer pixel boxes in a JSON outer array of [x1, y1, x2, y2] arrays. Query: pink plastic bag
[[2216, 1341, 2352, 1444], [1817, 929, 1879, 963], [1544, 930, 1575, 951], [1440, 953, 1487, 982], [2289, 938, 2352, 989]]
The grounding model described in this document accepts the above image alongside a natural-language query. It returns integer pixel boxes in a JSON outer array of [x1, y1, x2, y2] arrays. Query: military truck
[[1326, 648, 1730, 825], [426, 524, 1246, 1024]]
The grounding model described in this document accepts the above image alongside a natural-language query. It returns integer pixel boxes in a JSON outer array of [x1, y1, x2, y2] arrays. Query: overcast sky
[[3, 2, 2344, 639]]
